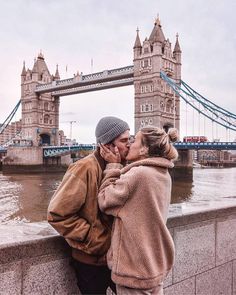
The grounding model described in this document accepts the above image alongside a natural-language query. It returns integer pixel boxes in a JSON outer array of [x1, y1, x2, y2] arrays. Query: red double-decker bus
[[183, 136, 208, 143]]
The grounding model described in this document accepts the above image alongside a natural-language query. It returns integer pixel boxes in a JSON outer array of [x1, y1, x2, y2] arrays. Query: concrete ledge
[[173, 219, 215, 282], [0, 199, 235, 294], [0, 222, 79, 294]]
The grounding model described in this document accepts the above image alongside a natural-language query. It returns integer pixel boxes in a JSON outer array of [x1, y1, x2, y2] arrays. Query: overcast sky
[[0, 0, 235, 143]]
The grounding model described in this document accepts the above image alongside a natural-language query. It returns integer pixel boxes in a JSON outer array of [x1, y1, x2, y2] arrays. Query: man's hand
[[99, 144, 121, 163]]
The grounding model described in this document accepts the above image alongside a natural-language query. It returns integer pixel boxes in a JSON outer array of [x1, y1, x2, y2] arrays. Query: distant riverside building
[[58, 130, 67, 146], [58, 130, 77, 146], [133, 17, 181, 133], [0, 120, 22, 146], [197, 150, 232, 162]]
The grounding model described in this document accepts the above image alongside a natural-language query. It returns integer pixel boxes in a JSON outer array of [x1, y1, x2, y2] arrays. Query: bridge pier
[[2, 147, 70, 173], [171, 150, 194, 182], [175, 149, 193, 168]]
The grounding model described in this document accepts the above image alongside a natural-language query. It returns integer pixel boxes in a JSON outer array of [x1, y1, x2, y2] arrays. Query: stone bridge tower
[[21, 53, 60, 146], [133, 18, 182, 133]]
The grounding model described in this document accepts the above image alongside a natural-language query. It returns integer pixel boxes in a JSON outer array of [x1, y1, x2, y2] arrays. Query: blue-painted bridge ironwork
[[0, 148, 7, 154], [43, 144, 96, 157], [43, 142, 236, 158], [174, 142, 236, 150]]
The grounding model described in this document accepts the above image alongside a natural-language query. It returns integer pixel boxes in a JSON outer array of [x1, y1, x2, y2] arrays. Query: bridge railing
[[52, 77, 134, 96], [35, 65, 134, 93], [42, 141, 236, 158], [174, 142, 236, 150], [43, 144, 96, 157]]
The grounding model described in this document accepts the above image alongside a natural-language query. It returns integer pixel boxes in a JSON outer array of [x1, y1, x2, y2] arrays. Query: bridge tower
[[20, 53, 60, 146], [133, 17, 182, 133]]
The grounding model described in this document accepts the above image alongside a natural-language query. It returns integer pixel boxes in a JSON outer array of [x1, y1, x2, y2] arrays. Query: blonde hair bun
[[167, 128, 178, 143]]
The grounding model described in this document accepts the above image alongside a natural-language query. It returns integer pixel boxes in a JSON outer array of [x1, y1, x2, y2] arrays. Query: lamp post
[[69, 121, 76, 142]]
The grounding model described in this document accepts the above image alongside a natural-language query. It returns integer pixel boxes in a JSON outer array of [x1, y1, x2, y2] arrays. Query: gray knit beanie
[[95, 116, 130, 144]]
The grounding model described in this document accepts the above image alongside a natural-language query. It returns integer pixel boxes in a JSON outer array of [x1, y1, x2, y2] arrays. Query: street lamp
[[69, 121, 76, 141]]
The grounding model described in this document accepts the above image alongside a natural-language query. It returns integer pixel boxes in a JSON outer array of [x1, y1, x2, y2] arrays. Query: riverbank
[[1, 164, 68, 174]]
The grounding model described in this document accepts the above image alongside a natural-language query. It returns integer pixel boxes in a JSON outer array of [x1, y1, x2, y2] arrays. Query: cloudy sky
[[0, 0, 235, 143]]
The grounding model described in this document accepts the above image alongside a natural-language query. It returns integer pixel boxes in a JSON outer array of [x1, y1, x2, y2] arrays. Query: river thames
[[0, 167, 236, 223]]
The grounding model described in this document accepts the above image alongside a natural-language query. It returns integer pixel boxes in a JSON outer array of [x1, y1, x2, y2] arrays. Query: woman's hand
[[99, 144, 121, 163]]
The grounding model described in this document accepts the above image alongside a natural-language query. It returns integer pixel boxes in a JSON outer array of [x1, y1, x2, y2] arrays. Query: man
[[47, 116, 130, 295]]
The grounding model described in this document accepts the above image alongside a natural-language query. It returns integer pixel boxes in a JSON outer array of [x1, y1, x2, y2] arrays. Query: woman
[[98, 126, 178, 295]]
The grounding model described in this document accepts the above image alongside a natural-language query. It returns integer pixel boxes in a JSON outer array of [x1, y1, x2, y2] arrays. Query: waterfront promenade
[[1, 197, 236, 294]]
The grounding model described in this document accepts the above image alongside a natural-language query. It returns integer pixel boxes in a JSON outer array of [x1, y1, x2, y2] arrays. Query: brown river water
[[0, 167, 236, 223]]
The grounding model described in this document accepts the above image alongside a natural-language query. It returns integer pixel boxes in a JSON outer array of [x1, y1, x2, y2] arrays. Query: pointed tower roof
[[149, 17, 165, 44], [32, 51, 50, 75], [54, 64, 60, 80], [173, 33, 182, 53], [21, 61, 26, 76], [133, 28, 142, 48]]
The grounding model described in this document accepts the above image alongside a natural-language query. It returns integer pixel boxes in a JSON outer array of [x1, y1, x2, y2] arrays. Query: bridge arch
[[39, 133, 51, 146]]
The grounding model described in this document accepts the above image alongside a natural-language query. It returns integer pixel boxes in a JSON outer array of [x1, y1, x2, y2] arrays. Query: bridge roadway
[[1, 142, 235, 157], [42, 141, 236, 157], [35, 65, 134, 96]]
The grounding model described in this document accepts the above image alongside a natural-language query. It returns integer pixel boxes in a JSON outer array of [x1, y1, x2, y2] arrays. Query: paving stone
[[173, 220, 215, 282], [22, 255, 79, 295], [216, 214, 236, 265], [164, 277, 195, 295], [0, 262, 22, 295], [196, 262, 232, 295]]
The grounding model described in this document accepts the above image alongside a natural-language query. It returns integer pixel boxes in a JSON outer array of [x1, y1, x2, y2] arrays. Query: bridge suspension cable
[[0, 100, 21, 134], [160, 72, 236, 132]]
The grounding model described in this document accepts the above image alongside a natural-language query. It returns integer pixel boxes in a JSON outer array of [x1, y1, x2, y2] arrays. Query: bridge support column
[[2, 147, 68, 173], [175, 150, 193, 168]]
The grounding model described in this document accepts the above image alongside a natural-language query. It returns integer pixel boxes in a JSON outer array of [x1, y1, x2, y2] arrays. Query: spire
[[32, 51, 50, 74], [21, 61, 26, 76], [38, 50, 44, 60], [133, 27, 142, 49], [54, 64, 60, 80], [173, 33, 182, 53], [149, 16, 165, 44]]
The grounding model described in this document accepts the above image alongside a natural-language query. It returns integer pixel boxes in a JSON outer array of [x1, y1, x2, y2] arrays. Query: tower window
[[44, 115, 49, 124], [140, 104, 153, 113], [144, 59, 149, 68], [44, 102, 49, 111], [166, 100, 172, 113]]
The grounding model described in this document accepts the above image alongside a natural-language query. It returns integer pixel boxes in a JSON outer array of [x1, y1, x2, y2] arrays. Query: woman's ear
[[139, 146, 149, 156]]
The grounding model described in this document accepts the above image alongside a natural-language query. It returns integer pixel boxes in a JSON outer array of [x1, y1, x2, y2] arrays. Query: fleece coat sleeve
[[47, 165, 90, 242], [98, 166, 134, 216]]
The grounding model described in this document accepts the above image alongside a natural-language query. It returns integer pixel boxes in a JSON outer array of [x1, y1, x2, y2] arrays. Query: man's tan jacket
[[47, 151, 112, 265]]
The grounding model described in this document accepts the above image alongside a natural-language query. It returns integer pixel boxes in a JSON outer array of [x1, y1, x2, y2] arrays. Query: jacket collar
[[122, 157, 174, 174], [94, 148, 106, 171]]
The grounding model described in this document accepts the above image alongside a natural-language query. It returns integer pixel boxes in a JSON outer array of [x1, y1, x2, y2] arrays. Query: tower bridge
[[1, 17, 236, 171], [15, 17, 182, 148]]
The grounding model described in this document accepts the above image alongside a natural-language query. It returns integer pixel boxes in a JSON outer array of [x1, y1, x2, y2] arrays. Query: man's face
[[109, 130, 130, 161]]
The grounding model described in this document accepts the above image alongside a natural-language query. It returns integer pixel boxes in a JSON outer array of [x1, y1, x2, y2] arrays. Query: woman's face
[[126, 131, 148, 162]]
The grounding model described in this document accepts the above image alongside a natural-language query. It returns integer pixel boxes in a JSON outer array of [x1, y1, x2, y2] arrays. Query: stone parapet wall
[[0, 224, 79, 295], [0, 200, 235, 294], [164, 201, 236, 294]]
